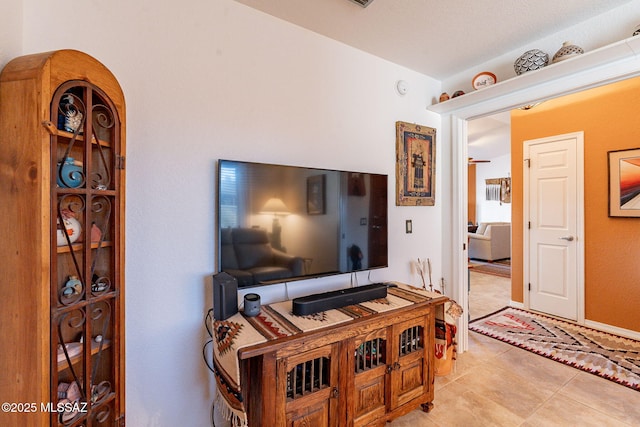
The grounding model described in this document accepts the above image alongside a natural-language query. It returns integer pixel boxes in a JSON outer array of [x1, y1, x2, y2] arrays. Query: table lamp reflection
[[260, 197, 290, 251]]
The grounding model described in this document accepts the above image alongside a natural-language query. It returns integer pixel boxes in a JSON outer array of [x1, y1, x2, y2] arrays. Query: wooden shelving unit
[[0, 50, 126, 427]]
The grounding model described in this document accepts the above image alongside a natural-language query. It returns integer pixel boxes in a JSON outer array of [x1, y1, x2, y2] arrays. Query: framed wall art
[[396, 121, 436, 206], [307, 174, 326, 215], [609, 148, 640, 217], [485, 177, 511, 204]]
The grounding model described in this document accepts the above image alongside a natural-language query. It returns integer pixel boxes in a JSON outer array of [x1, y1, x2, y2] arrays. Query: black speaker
[[213, 272, 238, 321]]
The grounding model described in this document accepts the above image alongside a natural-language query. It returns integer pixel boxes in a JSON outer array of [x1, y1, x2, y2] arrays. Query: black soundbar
[[292, 283, 389, 316]]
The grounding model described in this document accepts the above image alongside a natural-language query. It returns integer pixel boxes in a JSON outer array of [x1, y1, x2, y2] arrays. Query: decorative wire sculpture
[[57, 195, 86, 306], [90, 303, 112, 404], [91, 103, 115, 189], [56, 309, 87, 401], [57, 93, 87, 189], [90, 196, 112, 296]]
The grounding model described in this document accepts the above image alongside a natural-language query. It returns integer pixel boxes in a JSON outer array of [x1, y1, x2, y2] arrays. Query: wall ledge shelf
[[428, 35, 640, 117]]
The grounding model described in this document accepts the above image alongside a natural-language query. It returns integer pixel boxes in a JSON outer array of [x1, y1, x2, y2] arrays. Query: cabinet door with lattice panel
[[388, 315, 432, 412], [276, 343, 340, 427], [347, 327, 388, 427], [50, 80, 123, 427]]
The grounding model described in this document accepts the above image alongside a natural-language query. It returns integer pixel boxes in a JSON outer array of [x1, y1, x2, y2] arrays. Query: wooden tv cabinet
[[237, 292, 448, 426]]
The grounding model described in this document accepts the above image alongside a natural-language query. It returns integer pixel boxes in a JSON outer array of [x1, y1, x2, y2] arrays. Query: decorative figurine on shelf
[[62, 275, 83, 296], [91, 273, 110, 293], [90, 222, 102, 243], [439, 92, 450, 102], [56, 157, 84, 188], [472, 71, 497, 90], [58, 93, 84, 133], [56, 209, 82, 246], [57, 380, 82, 423]]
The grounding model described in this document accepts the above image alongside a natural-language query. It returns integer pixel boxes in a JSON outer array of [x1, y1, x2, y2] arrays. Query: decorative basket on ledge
[[514, 49, 549, 75], [552, 41, 584, 63]]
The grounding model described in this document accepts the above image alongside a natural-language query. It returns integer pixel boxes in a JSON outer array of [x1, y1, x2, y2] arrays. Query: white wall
[[0, 0, 22, 70], [12, 1, 441, 425], [474, 153, 512, 223]]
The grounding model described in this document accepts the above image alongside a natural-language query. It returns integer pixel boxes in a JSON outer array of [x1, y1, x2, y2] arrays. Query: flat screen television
[[217, 159, 388, 288]]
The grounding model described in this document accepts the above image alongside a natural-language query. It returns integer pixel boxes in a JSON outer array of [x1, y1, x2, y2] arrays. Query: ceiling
[[234, 0, 631, 161], [234, 0, 631, 80], [467, 111, 511, 161]]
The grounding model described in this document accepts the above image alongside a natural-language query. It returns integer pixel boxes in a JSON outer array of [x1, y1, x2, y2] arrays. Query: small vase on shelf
[[56, 212, 82, 246], [57, 157, 84, 188], [552, 41, 584, 63], [514, 49, 549, 75], [62, 275, 83, 296]]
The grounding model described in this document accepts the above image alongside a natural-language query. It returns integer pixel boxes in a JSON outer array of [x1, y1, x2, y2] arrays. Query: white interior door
[[524, 132, 584, 321]]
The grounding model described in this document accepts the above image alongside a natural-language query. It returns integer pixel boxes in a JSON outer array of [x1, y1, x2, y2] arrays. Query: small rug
[[469, 262, 511, 278], [469, 307, 640, 391]]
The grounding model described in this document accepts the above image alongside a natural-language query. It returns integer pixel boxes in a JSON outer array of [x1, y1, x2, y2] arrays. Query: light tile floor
[[392, 270, 640, 427]]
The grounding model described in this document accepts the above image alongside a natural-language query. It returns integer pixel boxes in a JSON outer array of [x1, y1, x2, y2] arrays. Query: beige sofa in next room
[[468, 222, 511, 261]]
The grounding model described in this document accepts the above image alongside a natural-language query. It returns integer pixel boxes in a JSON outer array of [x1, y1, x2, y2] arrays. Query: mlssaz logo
[[41, 401, 88, 414]]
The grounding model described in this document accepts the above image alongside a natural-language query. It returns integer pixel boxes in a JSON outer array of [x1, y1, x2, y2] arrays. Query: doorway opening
[[437, 42, 640, 353], [467, 112, 512, 320]]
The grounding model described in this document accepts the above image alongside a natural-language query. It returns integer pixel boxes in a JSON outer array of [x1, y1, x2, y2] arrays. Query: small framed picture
[[608, 148, 640, 217], [307, 174, 326, 215]]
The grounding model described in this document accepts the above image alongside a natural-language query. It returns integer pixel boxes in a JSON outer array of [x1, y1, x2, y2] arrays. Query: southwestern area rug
[[469, 261, 511, 278], [469, 307, 640, 391]]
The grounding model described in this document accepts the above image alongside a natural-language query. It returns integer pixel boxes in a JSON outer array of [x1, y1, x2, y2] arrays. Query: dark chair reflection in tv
[[220, 227, 304, 287]]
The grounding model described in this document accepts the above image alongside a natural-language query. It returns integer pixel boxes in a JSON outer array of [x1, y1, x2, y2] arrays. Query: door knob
[[559, 236, 574, 241]]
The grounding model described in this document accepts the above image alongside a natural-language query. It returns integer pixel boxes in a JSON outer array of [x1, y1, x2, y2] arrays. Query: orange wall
[[511, 76, 640, 332]]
